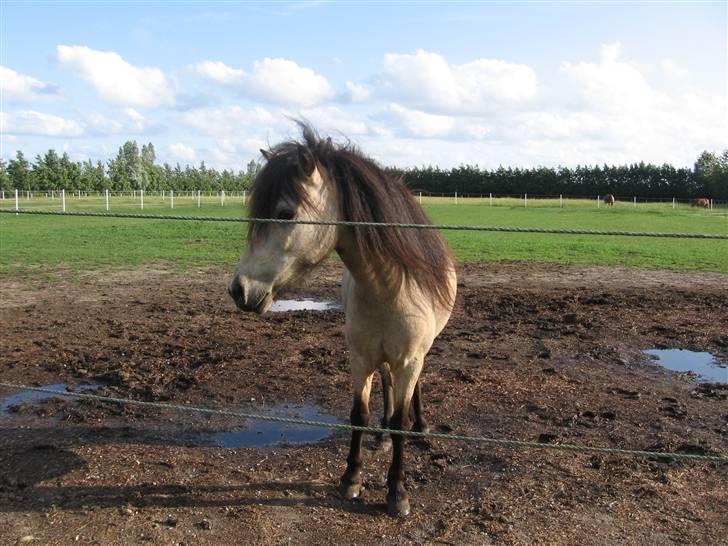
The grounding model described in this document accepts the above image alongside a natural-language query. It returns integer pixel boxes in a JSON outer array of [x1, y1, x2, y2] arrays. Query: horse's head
[[228, 142, 339, 314]]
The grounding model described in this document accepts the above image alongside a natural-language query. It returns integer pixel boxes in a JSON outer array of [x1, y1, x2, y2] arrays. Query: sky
[[1, 1, 726, 171]]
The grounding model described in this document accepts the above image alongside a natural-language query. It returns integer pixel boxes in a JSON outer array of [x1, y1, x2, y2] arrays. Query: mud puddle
[[643, 349, 727, 383], [193, 403, 340, 447], [0, 383, 101, 415], [270, 299, 340, 312]]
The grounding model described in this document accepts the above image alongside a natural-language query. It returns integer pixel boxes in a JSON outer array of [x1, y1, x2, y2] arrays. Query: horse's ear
[[296, 144, 315, 176], [260, 148, 273, 161]]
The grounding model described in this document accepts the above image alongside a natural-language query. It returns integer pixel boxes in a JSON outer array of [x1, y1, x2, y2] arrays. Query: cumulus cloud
[[376, 49, 539, 114], [0, 66, 58, 101], [660, 58, 688, 79], [56, 45, 175, 108], [1, 110, 84, 137], [180, 105, 280, 139], [169, 143, 197, 163], [344, 81, 370, 102], [189, 61, 244, 84], [190, 57, 334, 107], [382, 104, 455, 138]]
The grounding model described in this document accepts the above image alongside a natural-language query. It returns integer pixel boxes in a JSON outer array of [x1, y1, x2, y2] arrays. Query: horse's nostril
[[228, 280, 244, 304]]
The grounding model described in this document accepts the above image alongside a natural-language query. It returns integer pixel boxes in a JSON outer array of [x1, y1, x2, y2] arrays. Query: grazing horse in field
[[692, 198, 710, 208], [228, 123, 456, 517], [603, 194, 615, 206]]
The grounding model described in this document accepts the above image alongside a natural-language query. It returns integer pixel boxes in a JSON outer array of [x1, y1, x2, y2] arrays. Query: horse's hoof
[[377, 435, 392, 452], [387, 496, 411, 518], [413, 422, 430, 434], [338, 480, 363, 500]]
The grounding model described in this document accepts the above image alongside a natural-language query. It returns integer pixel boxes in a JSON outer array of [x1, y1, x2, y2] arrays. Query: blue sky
[[1, 1, 726, 170]]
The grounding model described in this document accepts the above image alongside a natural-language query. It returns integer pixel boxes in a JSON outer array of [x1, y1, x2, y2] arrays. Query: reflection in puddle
[[642, 349, 727, 384], [270, 299, 340, 312], [199, 404, 340, 448], [0, 383, 100, 415]]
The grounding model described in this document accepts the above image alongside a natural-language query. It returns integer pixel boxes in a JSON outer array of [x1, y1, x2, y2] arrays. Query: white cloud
[[56, 45, 175, 108], [377, 49, 539, 114], [560, 42, 654, 114], [124, 108, 147, 131], [0, 66, 58, 101], [1, 110, 84, 137], [169, 143, 197, 163], [180, 105, 279, 139], [189, 61, 244, 84], [191, 57, 334, 107], [660, 58, 688, 79], [383, 104, 455, 138], [344, 81, 370, 102]]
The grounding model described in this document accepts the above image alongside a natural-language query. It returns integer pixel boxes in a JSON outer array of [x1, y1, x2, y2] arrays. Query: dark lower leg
[[339, 397, 369, 499], [411, 381, 429, 433], [386, 408, 411, 517]]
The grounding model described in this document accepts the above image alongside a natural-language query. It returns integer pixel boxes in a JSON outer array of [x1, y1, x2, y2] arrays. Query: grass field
[[1, 195, 726, 275]]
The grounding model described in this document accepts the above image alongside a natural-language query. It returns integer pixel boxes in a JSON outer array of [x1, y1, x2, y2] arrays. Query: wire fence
[[2, 209, 727, 240], [1, 382, 725, 462]]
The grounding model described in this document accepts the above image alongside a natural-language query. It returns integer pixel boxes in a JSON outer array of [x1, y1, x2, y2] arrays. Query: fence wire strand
[[0, 383, 725, 462], [2, 209, 727, 240]]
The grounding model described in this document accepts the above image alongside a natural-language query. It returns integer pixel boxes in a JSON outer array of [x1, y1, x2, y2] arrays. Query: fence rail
[[1, 382, 725, 462], [2, 209, 727, 239]]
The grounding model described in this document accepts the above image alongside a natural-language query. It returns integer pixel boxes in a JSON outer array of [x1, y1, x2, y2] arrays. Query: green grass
[[1, 196, 726, 275]]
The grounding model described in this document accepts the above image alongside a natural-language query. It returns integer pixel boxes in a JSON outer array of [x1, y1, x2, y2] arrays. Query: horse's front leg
[[386, 359, 422, 518], [410, 380, 429, 433], [338, 362, 373, 499]]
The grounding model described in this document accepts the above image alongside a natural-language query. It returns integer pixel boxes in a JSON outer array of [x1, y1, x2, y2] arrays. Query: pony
[[603, 194, 615, 206], [228, 123, 457, 517], [691, 198, 710, 208]]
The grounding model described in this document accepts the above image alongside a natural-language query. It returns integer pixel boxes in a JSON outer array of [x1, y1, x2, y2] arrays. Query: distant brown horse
[[603, 194, 615, 206], [691, 198, 710, 208]]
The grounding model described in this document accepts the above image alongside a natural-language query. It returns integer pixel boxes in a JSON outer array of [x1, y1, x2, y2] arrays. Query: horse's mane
[[250, 122, 454, 308]]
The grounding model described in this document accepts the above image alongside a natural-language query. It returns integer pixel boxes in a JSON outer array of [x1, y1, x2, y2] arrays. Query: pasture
[[1, 196, 727, 544], [1, 194, 727, 275]]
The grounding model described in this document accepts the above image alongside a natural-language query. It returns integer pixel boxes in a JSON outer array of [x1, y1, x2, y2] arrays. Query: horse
[[691, 198, 710, 208], [228, 123, 457, 517], [603, 193, 615, 206]]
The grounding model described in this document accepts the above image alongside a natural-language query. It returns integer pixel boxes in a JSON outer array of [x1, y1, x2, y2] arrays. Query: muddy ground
[[0, 262, 726, 545]]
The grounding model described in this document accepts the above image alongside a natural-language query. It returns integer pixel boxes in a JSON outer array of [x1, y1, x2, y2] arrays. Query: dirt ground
[[0, 261, 726, 545]]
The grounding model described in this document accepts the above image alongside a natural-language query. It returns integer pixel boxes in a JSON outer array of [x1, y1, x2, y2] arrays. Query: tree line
[[1, 141, 726, 199]]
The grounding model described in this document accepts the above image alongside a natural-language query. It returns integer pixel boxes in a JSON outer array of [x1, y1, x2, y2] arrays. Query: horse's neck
[[335, 228, 400, 298]]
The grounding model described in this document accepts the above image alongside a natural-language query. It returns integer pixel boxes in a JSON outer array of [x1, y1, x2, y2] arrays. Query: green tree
[[7, 151, 32, 190]]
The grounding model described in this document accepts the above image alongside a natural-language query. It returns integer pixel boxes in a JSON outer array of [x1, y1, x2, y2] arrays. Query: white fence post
[[597, 195, 600, 209], [524, 193, 527, 208], [221, 189, 225, 207], [61, 189, 66, 212], [633, 196, 636, 207], [710, 199, 713, 210], [489, 192, 493, 207], [14, 188, 19, 212], [170, 189, 174, 209], [140, 189, 144, 210], [105, 189, 109, 211], [560, 194, 563, 208], [454, 191, 458, 205], [243, 190, 247, 206], [419, 191, 422, 204], [1, 190, 4, 200], [197, 190, 201, 208], [672, 197, 675, 209]]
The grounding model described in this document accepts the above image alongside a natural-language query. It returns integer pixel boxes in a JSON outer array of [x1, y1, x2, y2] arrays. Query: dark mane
[[250, 123, 454, 307]]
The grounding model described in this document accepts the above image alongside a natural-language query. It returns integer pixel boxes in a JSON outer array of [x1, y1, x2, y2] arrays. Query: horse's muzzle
[[228, 278, 271, 314]]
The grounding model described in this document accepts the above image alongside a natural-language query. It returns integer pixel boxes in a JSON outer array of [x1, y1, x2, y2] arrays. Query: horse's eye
[[276, 210, 295, 221]]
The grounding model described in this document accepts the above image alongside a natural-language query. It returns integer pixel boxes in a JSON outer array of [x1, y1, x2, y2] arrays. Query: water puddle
[[270, 299, 340, 312], [196, 404, 340, 448], [0, 383, 101, 415], [642, 349, 727, 384]]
